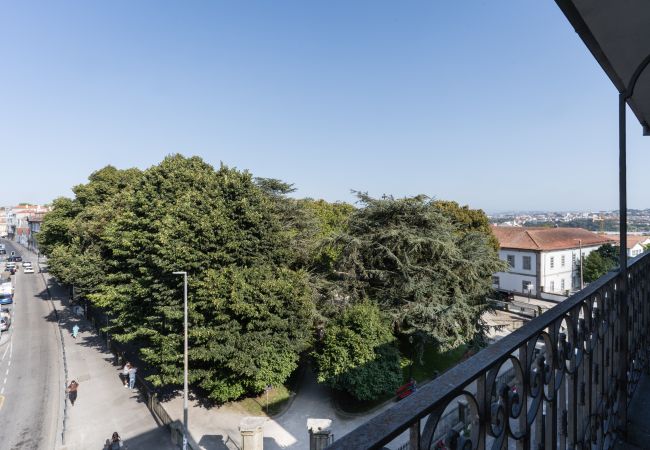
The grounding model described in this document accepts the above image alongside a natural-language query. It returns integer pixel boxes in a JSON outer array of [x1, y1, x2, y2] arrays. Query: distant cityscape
[[489, 209, 650, 233]]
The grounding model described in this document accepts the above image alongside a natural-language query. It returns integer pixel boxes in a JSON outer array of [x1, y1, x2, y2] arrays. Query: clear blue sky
[[1, 1, 648, 213]]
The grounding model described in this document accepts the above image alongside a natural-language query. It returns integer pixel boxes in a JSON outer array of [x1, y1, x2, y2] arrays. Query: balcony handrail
[[327, 251, 648, 449]]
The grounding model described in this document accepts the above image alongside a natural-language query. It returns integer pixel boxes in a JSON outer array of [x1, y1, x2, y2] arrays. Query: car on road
[[23, 266, 34, 274], [0, 317, 10, 331], [0, 295, 13, 305], [7, 256, 21, 262], [0, 282, 12, 296], [23, 261, 32, 267]]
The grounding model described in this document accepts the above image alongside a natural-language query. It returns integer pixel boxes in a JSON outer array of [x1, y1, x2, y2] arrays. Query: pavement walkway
[[20, 243, 399, 450], [16, 244, 175, 450], [161, 363, 401, 450]]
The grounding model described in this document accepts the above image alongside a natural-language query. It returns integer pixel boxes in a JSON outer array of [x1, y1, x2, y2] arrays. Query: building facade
[[6, 204, 50, 247], [492, 226, 612, 298]]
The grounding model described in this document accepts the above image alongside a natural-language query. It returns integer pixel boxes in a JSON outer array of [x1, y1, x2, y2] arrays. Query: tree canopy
[[39, 157, 502, 403], [583, 243, 619, 283], [40, 155, 314, 402], [312, 301, 402, 400], [329, 193, 505, 350]]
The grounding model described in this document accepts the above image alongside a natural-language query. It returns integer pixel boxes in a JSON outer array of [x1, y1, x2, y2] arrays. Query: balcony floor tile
[[615, 373, 650, 449]]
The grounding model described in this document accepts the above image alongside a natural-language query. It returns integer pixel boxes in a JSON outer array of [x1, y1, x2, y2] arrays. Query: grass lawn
[[399, 339, 469, 383], [238, 384, 292, 416]]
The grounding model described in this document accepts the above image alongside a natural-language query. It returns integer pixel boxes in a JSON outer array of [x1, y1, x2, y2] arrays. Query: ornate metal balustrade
[[327, 251, 650, 450]]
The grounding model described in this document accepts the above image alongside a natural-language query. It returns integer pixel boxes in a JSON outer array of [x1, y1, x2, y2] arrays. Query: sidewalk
[[161, 363, 398, 450], [21, 242, 393, 450], [17, 244, 175, 450]]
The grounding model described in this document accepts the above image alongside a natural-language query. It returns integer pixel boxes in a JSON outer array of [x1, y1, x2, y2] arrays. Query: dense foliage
[[583, 243, 619, 283], [313, 302, 402, 400], [330, 193, 505, 351], [39, 157, 501, 403], [40, 156, 314, 402]]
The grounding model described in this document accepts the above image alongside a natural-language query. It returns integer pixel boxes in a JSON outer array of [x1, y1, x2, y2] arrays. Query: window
[[550, 280, 555, 292], [507, 255, 515, 268], [523, 256, 531, 270], [561, 255, 565, 267], [522, 280, 532, 291], [561, 279, 565, 291], [493, 276, 500, 287], [572, 253, 576, 266], [550, 257, 555, 269]]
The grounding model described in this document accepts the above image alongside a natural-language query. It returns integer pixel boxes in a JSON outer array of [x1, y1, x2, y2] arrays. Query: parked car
[[0, 295, 13, 305], [23, 266, 34, 274]]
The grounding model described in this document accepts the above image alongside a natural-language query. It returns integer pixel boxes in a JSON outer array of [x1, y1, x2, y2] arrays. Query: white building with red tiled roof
[[491, 226, 613, 299], [604, 234, 650, 258]]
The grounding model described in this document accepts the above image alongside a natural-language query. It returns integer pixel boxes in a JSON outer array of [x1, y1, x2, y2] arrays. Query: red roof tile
[[606, 234, 650, 249], [491, 226, 613, 251]]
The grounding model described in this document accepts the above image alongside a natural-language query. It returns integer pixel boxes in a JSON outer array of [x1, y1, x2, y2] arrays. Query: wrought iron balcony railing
[[327, 251, 650, 450]]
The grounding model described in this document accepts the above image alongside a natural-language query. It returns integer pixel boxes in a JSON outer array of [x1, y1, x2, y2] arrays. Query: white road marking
[[7, 361, 10, 367], [5, 369, 8, 376], [1, 387, 4, 394], [1, 344, 8, 362]]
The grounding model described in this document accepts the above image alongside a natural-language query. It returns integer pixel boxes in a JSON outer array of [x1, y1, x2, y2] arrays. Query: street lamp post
[[173, 271, 189, 450], [577, 239, 584, 290]]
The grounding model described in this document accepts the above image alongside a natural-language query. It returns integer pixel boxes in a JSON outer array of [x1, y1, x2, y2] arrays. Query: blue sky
[[1, 1, 648, 213]]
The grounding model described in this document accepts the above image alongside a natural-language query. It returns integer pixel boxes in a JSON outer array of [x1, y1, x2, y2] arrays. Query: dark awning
[[556, 0, 650, 135]]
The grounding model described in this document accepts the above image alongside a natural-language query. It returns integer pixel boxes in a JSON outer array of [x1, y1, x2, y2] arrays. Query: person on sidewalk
[[105, 432, 127, 449], [128, 365, 137, 390], [121, 362, 131, 387], [66, 380, 79, 406], [72, 324, 79, 339]]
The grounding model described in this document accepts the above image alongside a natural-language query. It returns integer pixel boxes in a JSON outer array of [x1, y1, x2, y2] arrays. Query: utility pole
[[173, 271, 189, 450], [579, 239, 584, 290]]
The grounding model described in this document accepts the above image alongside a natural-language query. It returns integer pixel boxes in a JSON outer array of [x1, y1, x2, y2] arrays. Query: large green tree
[[90, 155, 314, 402], [331, 193, 506, 351], [38, 166, 143, 296], [432, 200, 500, 252]]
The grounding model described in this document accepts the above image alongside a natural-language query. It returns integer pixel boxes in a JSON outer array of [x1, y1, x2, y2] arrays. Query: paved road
[[0, 240, 62, 449]]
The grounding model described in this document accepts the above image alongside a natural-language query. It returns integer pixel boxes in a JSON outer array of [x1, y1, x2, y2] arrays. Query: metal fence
[[83, 301, 175, 429], [327, 251, 650, 449]]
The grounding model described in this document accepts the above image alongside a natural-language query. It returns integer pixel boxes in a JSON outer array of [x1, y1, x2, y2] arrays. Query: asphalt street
[[0, 240, 61, 449]]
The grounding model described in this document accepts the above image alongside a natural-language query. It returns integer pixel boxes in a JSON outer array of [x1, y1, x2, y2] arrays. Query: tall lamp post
[[173, 271, 189, 450], [577, 239, 584, 290]]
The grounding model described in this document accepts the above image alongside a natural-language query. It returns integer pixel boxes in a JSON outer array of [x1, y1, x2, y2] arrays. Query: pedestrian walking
[[66, 380, 79, 406], [128, 365, 137, 390], [121, 362, 131, 387], [72, 324, 79, 338], [104, 431, 127, 449]]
